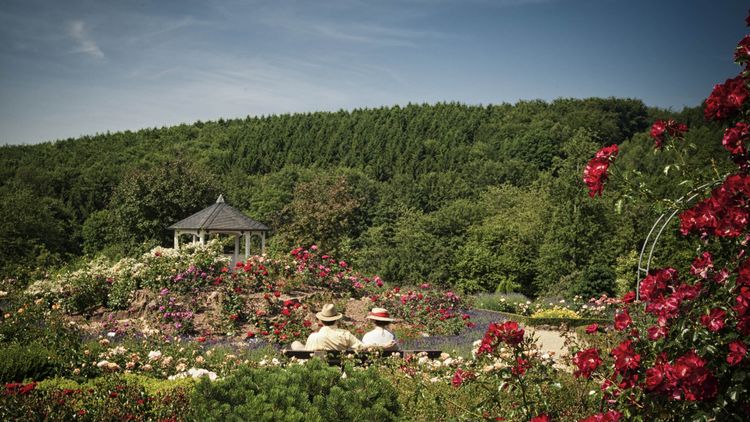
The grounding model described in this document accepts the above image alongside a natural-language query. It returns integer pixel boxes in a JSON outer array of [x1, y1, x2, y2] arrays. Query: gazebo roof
[[168, 195, 270, 232]]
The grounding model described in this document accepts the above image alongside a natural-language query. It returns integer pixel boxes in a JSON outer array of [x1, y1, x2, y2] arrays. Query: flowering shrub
[[530, 308, 581, 320], [246, 294, 314, 343], [153, 288, 195, 335], [575, 12, 750, 420], [372, 284, 473, 336], [290, 245, 382, 297]]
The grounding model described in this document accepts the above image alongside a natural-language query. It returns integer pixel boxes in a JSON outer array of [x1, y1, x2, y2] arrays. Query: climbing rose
[[671, 351, 717, 401], [573, 348, 603, 379], [699, 308, 726, 332], [727, 340, 747, 366], [704, 75, 749, 121]]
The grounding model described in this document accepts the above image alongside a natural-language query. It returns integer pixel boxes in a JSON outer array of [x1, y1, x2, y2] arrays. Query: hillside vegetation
[[0, 99, 730, 297]]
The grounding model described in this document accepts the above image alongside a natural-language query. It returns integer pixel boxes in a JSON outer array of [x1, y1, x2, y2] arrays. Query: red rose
[[650, 119, 688, 149], [530, 415, 550, 422], [723, 122, 750, 155], [583, 157, 611, 197], [595, 144, 619, 160], [699, 308, 726, 332], [727, 340, 747, 366], [611, 340, 640, 372], [573, 348, 602, 379], [451, 369, 474, 387], [585, 323, 599, 334], [621, 291, 636, 303], [579, 410, 622, 422], [614, 309, 632, 331], [273, 291, 281, 297], [196, 336, 206, 343], [690, 252, 714, 279], [647, 325, 667, 340], [705, 76, 749, 121], [737, 36, 750, 61]]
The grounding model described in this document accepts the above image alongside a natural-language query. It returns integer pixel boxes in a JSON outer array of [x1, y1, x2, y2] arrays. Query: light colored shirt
[[304, 326, 365, 351], [362, 327, 398, 350]]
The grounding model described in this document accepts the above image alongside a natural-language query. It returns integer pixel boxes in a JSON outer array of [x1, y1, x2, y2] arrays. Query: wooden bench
[[282, 349, 442, 365]]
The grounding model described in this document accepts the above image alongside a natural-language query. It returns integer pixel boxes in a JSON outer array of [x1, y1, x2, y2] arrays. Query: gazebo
[[168, 195, 270, 264]]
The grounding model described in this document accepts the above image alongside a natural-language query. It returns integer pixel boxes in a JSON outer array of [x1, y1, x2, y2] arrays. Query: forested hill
[[0, 99, 729, 297]]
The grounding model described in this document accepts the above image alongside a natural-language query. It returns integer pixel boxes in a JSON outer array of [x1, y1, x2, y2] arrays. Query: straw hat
[[315, 303, 343, 321], [367, 307, 395, 322]]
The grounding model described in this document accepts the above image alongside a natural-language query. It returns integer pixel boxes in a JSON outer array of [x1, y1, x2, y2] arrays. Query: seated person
[[291, 303, 365, 351], [361, 307, 398, 351]]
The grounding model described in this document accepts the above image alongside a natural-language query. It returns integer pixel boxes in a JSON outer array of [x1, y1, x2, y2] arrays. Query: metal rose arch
[[636, 180, 722, 300]]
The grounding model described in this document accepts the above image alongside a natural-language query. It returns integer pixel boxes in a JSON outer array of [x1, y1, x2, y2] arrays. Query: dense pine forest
[[0, 99, 731, 297]]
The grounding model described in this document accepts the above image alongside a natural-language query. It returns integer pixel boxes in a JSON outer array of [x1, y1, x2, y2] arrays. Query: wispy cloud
[[67, 20, 103, 58]]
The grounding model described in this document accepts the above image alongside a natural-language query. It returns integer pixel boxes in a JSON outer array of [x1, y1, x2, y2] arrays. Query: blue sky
[[0, 0, 747, 145]]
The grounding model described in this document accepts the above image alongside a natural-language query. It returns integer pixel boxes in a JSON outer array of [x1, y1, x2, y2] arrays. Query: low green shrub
[[530, 308, 580, 319], [491, 310, 609, 328], [189, 358, 401, 421], [1, 375, 192, 421], [0, 342, 59, 382]]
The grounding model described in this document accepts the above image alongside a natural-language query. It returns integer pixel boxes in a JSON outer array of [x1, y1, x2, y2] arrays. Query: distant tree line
[[0, 99, 731, 297]]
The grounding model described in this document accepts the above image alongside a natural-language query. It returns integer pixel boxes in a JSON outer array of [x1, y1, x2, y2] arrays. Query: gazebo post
[[234, 235, 240, 264], [174, 231, 180, 249], [261, 232, 266, 255], [244, 232, 251, 259], [199, 230, 205, 245]]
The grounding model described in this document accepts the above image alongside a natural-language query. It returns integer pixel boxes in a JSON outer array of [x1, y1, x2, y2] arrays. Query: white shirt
[[361, 327, 397, 349], [304, 326, 365, 351]]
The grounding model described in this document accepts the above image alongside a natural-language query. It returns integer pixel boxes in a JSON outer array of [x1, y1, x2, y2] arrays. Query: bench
[[282, 349, 442, 365]]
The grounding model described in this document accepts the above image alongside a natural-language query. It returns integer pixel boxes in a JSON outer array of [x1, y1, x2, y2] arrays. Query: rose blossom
[[699, 308, 726, 332], [573, 348, 602, 379], [727, 340, 747, 366], [614, 309, 632, 331]]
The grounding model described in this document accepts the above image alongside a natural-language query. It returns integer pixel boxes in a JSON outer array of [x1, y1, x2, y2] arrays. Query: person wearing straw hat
[[361, 307, 398, 351], [290, 303, 365, 351]]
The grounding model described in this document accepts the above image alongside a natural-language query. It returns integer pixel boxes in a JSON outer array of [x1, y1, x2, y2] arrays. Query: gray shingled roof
[[168, 195, 270, 232]]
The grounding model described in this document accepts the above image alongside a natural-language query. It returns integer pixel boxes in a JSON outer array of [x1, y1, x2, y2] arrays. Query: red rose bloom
[[699, 308, 726, 332], [614, 309, 632, 331], [530, 415, 550, 422], [585, 323, 599, 334], [583, 145, 618, 197], [573, 348, 603, 379], [737, 35, 750, 62], [611, 340, 640, 372], [650, 119, 688, 149], [727, 340, 747, 366], [579, 410, 622, 422], [705, 76, 749, 121], [621, 291, 636, 303], [723, 122, 750, 155], [690, 252, 714, 279], [451, 368, 474, 387], [671, 351, 718, 401]]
